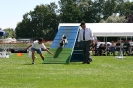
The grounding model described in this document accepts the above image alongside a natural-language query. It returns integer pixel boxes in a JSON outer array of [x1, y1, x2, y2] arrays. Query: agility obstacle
[[44, 26, 83, 64]]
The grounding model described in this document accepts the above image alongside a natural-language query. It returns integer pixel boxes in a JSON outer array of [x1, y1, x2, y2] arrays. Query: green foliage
[[15, 3, 58, 40], [58, 0, 84, 23], [116, 0, 133, 16], [3, 28, 16, 38], [15, 0, 133, 39], [100, 14, 127, 23]]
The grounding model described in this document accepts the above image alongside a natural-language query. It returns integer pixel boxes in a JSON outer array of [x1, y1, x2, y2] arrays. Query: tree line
[[1, 0, 133, 40]]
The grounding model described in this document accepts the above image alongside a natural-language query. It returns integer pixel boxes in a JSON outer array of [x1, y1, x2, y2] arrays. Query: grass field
[[0, 53, 133, 88]]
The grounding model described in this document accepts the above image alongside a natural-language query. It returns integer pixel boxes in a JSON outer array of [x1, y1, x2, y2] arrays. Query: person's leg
[[126, 48, 129, 55], [113, 51, 115, 56], [91, 47, 94, 55], [39, 53, 45, 61], [99, 49, 101, 56], [95, 44, 97, 55], [82, 41, 86, 63], [118, 48, 120, 55], [122, 49, 124, 55], [86, 41, 91, 63], [107, 50, 110, 56], [112, 48, 115, 56], [31, 50, 35, 64], [37, 49, 45, 61]]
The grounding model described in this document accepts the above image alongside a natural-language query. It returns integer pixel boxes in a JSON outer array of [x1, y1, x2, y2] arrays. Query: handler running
[[25, 38, 53, 64]]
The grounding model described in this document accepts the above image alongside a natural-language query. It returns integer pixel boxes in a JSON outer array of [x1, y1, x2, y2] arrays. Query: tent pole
[[126, 36, 127, 40], [120, 37, 123, 58], [131, 35, 132, 41]]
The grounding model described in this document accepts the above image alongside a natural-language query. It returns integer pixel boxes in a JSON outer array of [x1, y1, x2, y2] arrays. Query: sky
[[0, 0, 133, 29], [0, 0, 59, 29]]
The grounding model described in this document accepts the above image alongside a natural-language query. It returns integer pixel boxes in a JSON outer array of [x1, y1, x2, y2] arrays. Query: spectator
[[123, 40, 130, 55], [98, 44, 106, 56], [108, 41, 116, 56]]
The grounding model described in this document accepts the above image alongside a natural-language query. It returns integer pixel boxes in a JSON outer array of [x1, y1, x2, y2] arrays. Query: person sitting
[[97, 44, 106, 56], [123, 40, 130, 56], [106, 43, 111, 56], [108, 41, 116, 56], [102, 44, 107, 56]]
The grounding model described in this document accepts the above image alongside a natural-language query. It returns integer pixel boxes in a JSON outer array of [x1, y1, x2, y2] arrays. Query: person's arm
[[25, 45, 32, 50], [42, 44, 53, 55], [77, 30, 81, 47], [90, 30, 94, 45], [46, 49, 53, 55]]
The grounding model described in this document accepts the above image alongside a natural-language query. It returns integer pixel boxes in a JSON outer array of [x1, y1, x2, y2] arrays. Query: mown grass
[[0, 53, 133, 88]]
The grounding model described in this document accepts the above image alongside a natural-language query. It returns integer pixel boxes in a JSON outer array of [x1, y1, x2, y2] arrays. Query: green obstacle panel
[[43, 26, 79, 64], [44, 48, 72, 64]]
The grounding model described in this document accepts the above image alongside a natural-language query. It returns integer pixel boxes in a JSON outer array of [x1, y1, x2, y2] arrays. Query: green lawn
[[0, 53, 133, 88]]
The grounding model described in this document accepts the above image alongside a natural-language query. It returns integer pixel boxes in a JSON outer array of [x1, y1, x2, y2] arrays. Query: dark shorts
[[31, 48, 42, 54]]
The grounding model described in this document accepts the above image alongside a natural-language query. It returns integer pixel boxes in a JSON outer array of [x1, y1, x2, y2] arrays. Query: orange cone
[[17, 53, 22, 56]]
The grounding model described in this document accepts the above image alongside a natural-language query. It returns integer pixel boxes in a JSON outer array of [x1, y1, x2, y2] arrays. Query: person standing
[[25, 38, 53, 64], [78, 22, 94, 64]]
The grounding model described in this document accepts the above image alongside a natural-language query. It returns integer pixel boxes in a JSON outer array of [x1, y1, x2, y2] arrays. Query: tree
[[15, 13, 31, 39], [99, 0, 133, 21], [58, 0, 84, 23], [58, 0, 103, 23], [125, 2, 133, 23], [126, 14, 133, 23], [116, 0, 133, 16], [3, 28, 16, 38], [15, 3, 58, 40], [100, 14, 127, 23], [15, 0, 133, 40], [82, 0, 104, 22]]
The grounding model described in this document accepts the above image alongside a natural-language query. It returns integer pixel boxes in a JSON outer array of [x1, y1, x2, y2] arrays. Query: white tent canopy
[[59, 23, 133, 37]]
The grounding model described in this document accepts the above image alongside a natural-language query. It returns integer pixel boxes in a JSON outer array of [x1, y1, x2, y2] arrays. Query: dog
[[60, 35, 68, 47]]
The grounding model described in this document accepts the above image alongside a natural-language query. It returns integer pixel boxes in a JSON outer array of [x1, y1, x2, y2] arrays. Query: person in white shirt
[[108, 41, 116, 56], [26, 38, 53, 64], [78, 22, 94, 64]]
